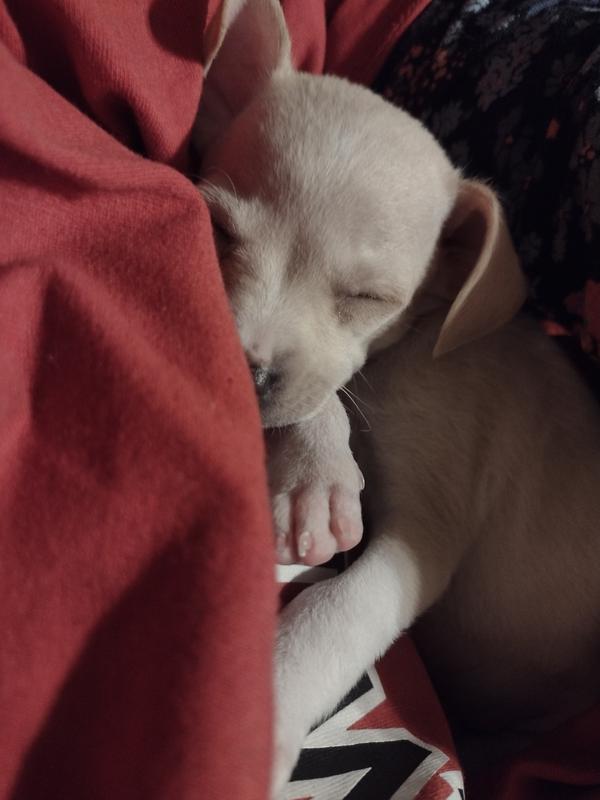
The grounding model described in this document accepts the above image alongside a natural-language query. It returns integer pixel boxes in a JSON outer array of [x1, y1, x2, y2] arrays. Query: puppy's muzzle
[[250, 363, 280, 405]]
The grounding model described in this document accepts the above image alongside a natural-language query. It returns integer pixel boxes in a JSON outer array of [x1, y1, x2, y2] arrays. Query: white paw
[[266, 395, 365, 566], [272, 471, 363, 566], [271, 582, 339, 796], [270, 721, 307, 799]]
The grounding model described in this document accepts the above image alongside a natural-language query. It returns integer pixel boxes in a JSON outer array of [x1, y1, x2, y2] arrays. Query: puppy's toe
[[294, 487, 337, 566], [275, 532, 295, 564], [329, 485, 363, 552], [271, 729, 305, 800], [300, 529, 337, 566], [273, 493, 295, 564]]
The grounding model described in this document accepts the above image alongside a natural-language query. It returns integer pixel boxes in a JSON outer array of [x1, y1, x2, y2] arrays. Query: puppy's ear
[[196, 0, 293, 148], [433, 180, 527, 358]]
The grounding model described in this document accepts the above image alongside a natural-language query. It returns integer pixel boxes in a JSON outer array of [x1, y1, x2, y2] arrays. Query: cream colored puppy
[[195, 0, 600, 794]]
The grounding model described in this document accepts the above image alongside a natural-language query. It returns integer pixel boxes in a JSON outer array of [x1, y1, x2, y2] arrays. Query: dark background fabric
[[376, 0, 600, 364]]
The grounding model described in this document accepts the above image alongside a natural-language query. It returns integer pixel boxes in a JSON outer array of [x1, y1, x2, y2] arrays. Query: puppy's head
[[196, 0, 526, 427]]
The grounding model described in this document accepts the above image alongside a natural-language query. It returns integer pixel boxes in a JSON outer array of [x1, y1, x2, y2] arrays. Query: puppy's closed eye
[[338, 290, 398, 307], [336, 291, 397, 325], [346, 292, 385, 302]]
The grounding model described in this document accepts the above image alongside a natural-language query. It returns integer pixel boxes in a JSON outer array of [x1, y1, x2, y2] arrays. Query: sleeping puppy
[[195, 0, 600, 794]]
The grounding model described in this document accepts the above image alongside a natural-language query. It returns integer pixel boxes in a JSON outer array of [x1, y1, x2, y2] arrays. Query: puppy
[[195, 0, 600, 794]]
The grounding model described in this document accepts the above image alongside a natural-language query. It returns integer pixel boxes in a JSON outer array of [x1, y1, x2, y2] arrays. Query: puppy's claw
[[357, 467, 365, 491], [297, 530, 312, 559]]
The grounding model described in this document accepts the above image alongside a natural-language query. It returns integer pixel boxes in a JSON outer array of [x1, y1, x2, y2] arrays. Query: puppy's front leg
[[272, 522, 455, 796], [267, 394, 364, 566]]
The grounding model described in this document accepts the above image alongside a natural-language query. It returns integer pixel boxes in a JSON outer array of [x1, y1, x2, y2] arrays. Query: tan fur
[[196, 2, 600, 794]]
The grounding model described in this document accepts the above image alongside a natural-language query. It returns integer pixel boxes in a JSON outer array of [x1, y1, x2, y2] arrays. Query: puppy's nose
[[249, 363, 280, 403]]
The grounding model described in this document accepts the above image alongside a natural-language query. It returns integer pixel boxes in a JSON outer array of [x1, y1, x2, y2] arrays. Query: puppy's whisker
[[340, 386, 371, 431], [356, 370, 374, 392], [343, 384, 375, 412], [202, 169, 240, 203]]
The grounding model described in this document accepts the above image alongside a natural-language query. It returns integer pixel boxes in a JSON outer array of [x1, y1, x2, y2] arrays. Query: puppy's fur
[[196, 0, 600, 794]]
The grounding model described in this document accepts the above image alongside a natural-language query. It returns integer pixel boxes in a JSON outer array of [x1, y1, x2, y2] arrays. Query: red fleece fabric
[[282, 0, 430, 81], [0, 1, 428, 799], [0, 2, 275, 798]]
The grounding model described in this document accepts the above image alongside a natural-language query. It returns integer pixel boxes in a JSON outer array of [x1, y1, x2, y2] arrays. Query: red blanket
[[1, 2, 598, 799], [0, 1, 425, 798]]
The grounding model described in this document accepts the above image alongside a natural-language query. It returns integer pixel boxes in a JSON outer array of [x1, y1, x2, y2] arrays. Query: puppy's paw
[[267, 394, 364, 566], [272, 469, 363, 566], [271, 582, 343, 797], [270, 723, 306, 799]]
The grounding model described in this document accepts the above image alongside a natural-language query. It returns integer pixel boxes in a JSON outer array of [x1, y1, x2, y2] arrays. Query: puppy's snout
[[249, 362, 280, 404]]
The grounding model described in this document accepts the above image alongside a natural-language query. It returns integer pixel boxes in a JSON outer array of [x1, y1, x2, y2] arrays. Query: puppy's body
[[273, 316, 600, 789], [357, 314, 600, 729], [196, 1, 600, 793]]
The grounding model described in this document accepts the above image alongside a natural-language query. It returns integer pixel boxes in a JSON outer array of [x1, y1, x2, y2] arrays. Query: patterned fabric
[[375, 0, 600, 363], [278, 563, 464, 800]]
